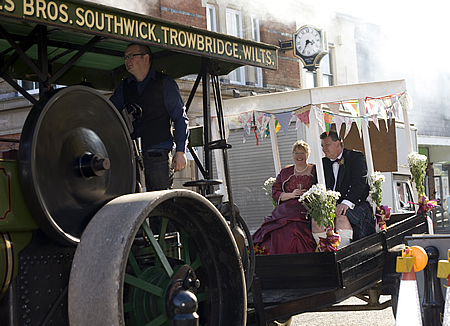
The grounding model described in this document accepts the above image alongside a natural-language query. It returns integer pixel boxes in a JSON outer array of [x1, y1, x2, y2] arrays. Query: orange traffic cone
[[437, 249, 450, 326], [395, 246, 428, 326]]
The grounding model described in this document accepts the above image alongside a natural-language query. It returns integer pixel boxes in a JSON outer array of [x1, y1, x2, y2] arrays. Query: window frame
[[251, 15, 263, 87], [226, 8, 245, 85], [206, 4, 217, 32]]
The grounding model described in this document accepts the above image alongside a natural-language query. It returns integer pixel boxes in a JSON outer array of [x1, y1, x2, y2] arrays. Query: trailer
[[0, 1, 432, 325]]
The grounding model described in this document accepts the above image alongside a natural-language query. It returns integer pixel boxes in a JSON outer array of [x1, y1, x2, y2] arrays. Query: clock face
[[295, 27, 322, 57]]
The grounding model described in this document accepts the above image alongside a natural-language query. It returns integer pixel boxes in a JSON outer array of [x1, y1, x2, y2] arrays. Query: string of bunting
[[211, 91, 411, 144]]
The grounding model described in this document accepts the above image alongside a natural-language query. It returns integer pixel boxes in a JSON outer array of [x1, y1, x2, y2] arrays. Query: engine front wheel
[[68, 190, 246, 326]]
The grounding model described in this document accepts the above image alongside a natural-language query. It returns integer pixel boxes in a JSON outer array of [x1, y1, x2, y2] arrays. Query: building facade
[[0, 0, 447, 229]]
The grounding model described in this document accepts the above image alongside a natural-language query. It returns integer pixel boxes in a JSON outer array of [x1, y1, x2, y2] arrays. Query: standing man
[[316, 131, 375, 247], [110, 43, 189, 191]]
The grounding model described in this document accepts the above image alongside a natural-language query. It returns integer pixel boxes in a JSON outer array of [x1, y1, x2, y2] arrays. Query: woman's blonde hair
[[292, 140, 310, 155]]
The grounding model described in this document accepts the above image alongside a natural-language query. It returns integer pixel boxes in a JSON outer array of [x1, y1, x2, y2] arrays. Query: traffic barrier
[[437, 249, 450, 325], [395, 246, 428, 326]]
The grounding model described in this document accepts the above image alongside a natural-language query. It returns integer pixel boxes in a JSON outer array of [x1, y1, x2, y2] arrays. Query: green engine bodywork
[[0, 159, 37, 299]]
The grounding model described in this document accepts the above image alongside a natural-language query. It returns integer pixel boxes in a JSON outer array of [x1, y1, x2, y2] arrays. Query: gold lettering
[[75, 7, 84, 26], [59, 4, 68, 23], [36, 0, 46, 19], [139, 22, 147, 39], [266, 51, 272, 65], [178, 31, 187, 47], [260, 49, 266, 63], [170, 28, 178, 46], [148, 23, 156, 41], [95, 12, 104, 30], [115, 16, 123, 35], [85, 10, 94, 29], [233, 43, 238, 58], [213, 37, 216, 53], [105, 14, 113, 32], [217, 39, 224, 54], [205, 36, 212, 53], [255, 48, 261, 63], [225, 41, 232, 56], [23, 0, 34, 16], [46, 2, 58, 20], [242, 45, 251, 60], [186, 32, 196, 48], [4, 0, 15, 12], [197, 35, 204, 51], [161, 26, 169, 44], [123, 18, 135, 36]]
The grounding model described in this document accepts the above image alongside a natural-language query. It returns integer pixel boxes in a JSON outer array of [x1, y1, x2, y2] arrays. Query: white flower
[[407, 152, 427, 195], [299, 184, 341, 228]]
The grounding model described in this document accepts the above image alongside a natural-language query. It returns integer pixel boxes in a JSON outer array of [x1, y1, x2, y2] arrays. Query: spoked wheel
[[68, 190, 246, 326]]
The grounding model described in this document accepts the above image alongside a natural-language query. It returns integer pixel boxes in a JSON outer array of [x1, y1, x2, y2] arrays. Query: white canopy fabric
[[212, 79, 412, 199]]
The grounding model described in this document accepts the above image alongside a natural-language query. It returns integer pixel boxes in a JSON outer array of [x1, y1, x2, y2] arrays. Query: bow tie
[[330, 157, 342, 164]]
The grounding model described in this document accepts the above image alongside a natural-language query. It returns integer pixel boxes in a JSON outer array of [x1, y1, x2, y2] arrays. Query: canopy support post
[[360, 99, 375, 177], [269, 115, 281, 175], [403, 105, 414, 154], [310, 106, 325, 186]]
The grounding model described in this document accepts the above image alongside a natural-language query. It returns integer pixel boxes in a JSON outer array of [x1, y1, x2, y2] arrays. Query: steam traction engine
[[0, 86, 247, 325]]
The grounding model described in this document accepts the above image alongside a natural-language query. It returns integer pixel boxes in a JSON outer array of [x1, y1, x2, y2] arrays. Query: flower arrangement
[[253, 243, 270, 255], [262, 177, 277, 207], [368, 172, 391, 230], [410, 194, 438, 214], [368, 172, 385, 207], [299, 184, 341, 228], [299, 184, 341, 252], [375, 205, 391, 231], [318, 226, 341, 251], [408, 152, 428, 196]]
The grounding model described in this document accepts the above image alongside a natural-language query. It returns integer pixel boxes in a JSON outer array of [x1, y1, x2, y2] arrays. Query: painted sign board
[[0, 0, 278, 70]]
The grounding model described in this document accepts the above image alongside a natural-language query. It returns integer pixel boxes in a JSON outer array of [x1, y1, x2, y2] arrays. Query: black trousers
[[143, 149, 173, 191]]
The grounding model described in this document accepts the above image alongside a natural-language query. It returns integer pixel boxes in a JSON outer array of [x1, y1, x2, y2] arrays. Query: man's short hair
[[320, 131, 343, 147], [127, 43, 153, 62]]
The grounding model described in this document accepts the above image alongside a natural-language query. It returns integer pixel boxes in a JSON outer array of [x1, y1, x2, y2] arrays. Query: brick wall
[[145, 0, 162, 17], [160, 0, 206, 29], [0, 133, 20, 159], [260, 18, 300, 89]]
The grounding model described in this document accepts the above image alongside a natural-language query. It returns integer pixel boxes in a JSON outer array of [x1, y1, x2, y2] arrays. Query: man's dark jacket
[[123, 71, 172, 150], [322, 148, 370, 205]]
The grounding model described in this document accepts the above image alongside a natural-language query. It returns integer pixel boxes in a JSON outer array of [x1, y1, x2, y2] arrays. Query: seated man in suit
[[313, 131, 375, 247]]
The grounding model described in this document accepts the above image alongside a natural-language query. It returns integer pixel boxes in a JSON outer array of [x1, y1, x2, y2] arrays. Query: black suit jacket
[[322, 148, 370, 206]]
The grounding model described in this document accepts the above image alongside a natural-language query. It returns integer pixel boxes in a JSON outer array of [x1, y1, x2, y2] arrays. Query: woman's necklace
[[295, 164, 309, 174]]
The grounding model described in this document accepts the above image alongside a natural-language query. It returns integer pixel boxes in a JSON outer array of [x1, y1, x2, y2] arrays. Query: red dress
[[252, 165, 317, 254]]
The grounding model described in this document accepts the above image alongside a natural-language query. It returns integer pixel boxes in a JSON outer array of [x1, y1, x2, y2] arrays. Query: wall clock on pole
[[293, 25, 328, 72]]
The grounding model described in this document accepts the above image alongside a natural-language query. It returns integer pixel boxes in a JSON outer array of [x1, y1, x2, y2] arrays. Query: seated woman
[[252, 140, 317, 254]]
